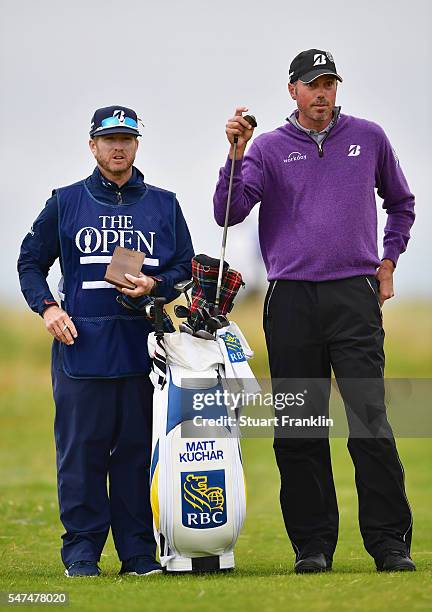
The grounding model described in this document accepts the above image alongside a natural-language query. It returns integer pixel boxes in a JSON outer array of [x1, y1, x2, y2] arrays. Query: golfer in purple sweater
[[213, 49, 416, 573]]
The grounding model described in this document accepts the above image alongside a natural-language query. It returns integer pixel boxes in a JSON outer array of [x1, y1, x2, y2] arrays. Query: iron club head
[[174, 278, 193, 308], [179, 322, 194, 335], [194, 329, 216, 340], [174, 304, 190, 319]]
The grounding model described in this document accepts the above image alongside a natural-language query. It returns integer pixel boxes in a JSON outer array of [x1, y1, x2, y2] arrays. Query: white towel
[[216, 323, 261, 396], [148, 331, 223, 371], [148, 322, 260, 396]]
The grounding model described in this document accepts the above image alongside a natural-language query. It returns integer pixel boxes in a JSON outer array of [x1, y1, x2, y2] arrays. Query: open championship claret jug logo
[[75, 215, 155, 255], [181, 470, 227, 529], [73, 215, 161, 289]]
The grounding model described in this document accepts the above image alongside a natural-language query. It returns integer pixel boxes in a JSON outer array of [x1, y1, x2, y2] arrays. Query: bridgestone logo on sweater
[[348, 144, 361, 157]]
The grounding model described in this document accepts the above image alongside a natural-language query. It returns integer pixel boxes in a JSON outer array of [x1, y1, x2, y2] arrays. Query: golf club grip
[[234, 115, 257, 145], [243, 114, 258, 128]]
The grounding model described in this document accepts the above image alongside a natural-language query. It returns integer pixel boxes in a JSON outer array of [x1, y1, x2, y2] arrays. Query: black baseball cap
[[89, 105, 142, 138], [289, 49, 343, 84]]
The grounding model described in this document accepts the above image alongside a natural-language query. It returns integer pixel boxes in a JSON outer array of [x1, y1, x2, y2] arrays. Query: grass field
[[0, 299, 431, 611]]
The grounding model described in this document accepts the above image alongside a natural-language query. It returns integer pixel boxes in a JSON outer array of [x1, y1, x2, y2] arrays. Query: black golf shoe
[[376, 550, 416, 572], [294, 553, 332, 574]]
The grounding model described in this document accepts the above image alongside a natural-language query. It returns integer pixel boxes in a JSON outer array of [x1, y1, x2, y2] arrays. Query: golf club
[[179, 321, 194, 335], [153, 297, 166, 340], [174, 279, 194, 308], [214, 314, 230, 328], [144, 303, 154, 319], [174, 304, 190, 319], [214, 114, 257, 312], [205, 316, 224, 333], [198, 305, 223, 333], [194, 329, 216, 340]]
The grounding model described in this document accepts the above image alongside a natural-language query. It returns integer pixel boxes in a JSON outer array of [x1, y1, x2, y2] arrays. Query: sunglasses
[[94, 116, 139, 132]]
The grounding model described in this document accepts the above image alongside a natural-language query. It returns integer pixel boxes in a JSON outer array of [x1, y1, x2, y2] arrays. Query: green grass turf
[[0, 301, 431, 611]]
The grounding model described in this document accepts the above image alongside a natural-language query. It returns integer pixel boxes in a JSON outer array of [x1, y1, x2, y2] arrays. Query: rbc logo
[[221, 332, 246, 363], [181, 470, 227, 529]]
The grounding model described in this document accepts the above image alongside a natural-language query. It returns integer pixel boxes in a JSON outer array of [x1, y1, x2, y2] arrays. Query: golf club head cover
[[189, 254, 244, 319], [189, 254, 227, 326], [218, 268, 244, 315]]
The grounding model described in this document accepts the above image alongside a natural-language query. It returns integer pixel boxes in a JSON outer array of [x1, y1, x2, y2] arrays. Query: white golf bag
[[148, 322, 258, 572]]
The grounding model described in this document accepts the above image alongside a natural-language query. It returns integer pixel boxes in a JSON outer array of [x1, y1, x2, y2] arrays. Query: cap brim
[[299, 69, 343, 84], [90, 126, 141, 138]]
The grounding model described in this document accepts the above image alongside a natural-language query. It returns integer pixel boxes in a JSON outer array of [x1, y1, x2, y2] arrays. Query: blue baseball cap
[[89, 105, 142, 138]]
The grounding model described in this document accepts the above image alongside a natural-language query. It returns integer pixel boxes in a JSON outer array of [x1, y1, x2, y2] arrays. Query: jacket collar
[[91, 166, 145, 192]]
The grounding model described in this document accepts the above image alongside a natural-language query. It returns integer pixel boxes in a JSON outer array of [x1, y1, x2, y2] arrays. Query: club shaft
[[215, 139, 237, 309]]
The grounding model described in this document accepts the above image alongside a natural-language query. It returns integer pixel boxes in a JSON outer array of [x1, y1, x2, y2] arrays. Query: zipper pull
[[318, 143, 323, 158], [117, 191, 122, 204]]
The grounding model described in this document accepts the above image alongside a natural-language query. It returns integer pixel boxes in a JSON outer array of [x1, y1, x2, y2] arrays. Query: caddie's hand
[[226, 107, 255, 159], [43, 305, 77, 345], [375, 259, 395, 305], [120, 272, 155, 297]]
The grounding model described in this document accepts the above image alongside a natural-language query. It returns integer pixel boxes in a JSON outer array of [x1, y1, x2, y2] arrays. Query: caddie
[[18, 105, 194, 577], [213, 49, 416, 573]]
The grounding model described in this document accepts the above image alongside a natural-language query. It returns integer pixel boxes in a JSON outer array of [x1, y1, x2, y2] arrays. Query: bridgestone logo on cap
[[113, 109, 125, 122], [313, 54, 327, 66]]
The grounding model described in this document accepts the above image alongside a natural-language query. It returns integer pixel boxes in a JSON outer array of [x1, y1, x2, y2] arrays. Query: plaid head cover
[[190, 254, 244, 316]]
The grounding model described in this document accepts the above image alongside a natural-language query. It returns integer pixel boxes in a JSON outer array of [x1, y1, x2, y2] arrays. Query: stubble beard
[[97, 154, 134, 178], [312, 106, 332, 123], [303, 107, 332, 127]]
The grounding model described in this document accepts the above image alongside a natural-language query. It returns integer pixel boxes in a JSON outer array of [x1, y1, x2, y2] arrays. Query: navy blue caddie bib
[[56, 179, 177, 378]]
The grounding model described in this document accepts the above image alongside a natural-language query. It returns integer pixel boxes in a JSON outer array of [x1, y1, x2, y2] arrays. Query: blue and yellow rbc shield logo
[[221, 332, 246, 363], [181, 470, 227, 529]]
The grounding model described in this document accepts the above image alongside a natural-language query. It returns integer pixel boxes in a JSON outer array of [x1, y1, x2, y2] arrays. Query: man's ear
[[288, 82, 297, 101], [89, 138, 96, 155]]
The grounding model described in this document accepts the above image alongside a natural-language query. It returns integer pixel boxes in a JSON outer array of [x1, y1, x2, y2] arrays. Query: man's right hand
[[43, 305, 77, 345], [226, 107, 256, 159]]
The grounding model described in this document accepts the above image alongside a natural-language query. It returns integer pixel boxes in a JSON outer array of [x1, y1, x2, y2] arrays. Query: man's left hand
[[375, 259, 395, 305], [119, 272, 155, 297]]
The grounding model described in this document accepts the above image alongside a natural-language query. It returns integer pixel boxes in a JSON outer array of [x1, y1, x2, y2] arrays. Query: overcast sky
[[1, 0, 431, 307]]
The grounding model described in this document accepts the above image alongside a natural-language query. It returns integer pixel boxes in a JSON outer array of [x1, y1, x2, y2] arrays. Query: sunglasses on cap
[[93, 116, 139, 133]]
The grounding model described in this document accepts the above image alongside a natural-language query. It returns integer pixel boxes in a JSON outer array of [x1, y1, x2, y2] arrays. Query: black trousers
[[263, 276, 413, 563]]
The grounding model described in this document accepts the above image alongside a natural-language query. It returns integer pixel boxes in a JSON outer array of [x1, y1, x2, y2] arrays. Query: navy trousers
[[51, 346, 156, 567]]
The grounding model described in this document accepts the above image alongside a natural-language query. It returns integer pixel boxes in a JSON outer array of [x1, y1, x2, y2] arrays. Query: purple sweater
[[213, 113, 415, 281]]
